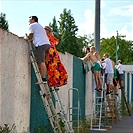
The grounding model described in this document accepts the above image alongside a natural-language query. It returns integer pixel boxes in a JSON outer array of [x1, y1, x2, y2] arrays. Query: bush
[[0, 124, 16, 133]]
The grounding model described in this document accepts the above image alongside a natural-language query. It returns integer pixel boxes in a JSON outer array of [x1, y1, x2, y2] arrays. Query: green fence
[[30, 56, 86, 132], [73, 56, 86, 118], [30, 66, 51, 133]]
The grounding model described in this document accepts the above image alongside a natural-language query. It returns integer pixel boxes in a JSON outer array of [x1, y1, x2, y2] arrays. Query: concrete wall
[[123, 65, 133, 72], [0, 29, 31, 132], [0, 29, 95, 132], [85, 61, 93, 117], [58, 52, 73, 112]]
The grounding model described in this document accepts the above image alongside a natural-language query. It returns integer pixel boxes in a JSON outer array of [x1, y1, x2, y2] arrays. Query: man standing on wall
[[27, 16, 50, 83]]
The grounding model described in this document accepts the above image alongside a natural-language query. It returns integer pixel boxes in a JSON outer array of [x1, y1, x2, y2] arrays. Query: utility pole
[[94, 0, 100, 53], [116, 31, 119, 64]]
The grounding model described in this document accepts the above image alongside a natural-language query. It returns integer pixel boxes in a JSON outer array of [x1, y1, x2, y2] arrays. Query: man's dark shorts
[[118, 74, 124, 81], [35, 44, 50, 64]]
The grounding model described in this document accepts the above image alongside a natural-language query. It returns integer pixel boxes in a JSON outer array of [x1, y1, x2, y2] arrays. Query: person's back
[[29, 22, 50, 47], [103, 54, 114, 94], [104, 58, 114, 74], [117, 62, 123, 74], [117, 60, 124, 88]]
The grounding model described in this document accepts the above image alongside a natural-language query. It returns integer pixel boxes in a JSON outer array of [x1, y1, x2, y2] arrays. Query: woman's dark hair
[[29, 16, 38, 22], [86, 47, 90, 52]]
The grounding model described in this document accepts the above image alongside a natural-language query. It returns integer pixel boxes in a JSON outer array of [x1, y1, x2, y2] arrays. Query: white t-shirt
[[104, 58, 114, 74], [117, 63, 124, 74], [29, 22, 50, 47]]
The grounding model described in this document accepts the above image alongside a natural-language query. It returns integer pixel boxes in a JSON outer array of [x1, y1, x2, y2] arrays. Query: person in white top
[[116, 60, 124, 88], [27, 16, 50, 83], [103, 54, 114, 95]]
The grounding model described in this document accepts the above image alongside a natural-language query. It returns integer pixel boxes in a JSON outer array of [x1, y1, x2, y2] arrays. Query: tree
[[49, 16, 59, 37], [49, 9, 85, 57], [58, 9, 79, 55], [0, 12, 9, 31], [100, 36, 133, 65]]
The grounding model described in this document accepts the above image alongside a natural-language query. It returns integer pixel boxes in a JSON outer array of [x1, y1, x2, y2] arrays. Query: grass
[[0, 124, 16, 133]]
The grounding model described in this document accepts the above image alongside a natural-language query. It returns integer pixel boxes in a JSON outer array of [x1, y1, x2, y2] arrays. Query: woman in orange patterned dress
[[45, 26, 68, 88]]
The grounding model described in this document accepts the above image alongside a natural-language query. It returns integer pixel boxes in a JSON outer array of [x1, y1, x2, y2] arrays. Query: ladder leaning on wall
[[26, 37, 74, 133], [90, 73, 112, 132]]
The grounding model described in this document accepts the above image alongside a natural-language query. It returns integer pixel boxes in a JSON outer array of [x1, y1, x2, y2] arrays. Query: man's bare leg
[[40, 62, 47, 78], [93, 70, 101, 90], [114, 86, 119, 95], [98, 71, 102, 89], [119, 80, 124, 88]]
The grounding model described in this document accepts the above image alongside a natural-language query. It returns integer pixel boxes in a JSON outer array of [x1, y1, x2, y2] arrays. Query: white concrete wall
[[121, 65, 133, 103], [57, 52, 73, 113], [0, 29, 31, 132], [123, 65, 133, 72], [58, 53, 93, 119], [0, 29, 96, 132], [85, 61, 93, 117]]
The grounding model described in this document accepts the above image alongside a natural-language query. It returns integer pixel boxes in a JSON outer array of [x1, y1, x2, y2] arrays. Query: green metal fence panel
[[127, 73, 130, 104], [131, 73, 133, 103], [73, 56, 86, 118], [30, 66, 52, 133], [132, 74, 133, 102]]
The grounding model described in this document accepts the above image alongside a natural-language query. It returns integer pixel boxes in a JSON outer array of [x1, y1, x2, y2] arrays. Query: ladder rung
[[44, 104, 52, 108], [68, 107, 78, 109], [69, 114, 79, 116], [94, 103, 102, 105]]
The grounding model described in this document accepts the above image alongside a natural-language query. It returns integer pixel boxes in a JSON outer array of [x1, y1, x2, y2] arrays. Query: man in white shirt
[[28, 16, 50, 83], [103, 54, 114, 95], [117, 60, 124, 88]]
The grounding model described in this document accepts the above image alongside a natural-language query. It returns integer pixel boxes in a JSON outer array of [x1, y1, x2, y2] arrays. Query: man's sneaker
[[98, 98, 104, 102], [54, 87, 59, 91], [106, 91, 110, 95], [110, 90, 113, 94], [115, 94, 118, 96], [42, 78, 47, 82]]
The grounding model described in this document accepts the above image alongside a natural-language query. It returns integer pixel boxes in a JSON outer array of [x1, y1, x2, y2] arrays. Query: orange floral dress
[[45, 34, 68, 87]]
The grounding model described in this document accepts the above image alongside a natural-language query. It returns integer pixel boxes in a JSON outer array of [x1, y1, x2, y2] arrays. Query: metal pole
[[116, 31, 118, 64], [94, 0, 100, 53]]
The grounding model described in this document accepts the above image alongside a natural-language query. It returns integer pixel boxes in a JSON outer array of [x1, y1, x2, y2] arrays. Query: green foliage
[[37, 125, 46, 133], [79, 117, 90, 133], [0, 12, 9, 31], [49, 8, 86, 57], [58, 9, 79, 55], [49, 9, 133, 64], [100, 36, 133, 64], [0, 124, 16, 133], [49, 16, 60, 39]]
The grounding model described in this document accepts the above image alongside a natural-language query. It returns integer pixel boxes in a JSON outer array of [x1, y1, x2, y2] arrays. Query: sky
[[0, 0, 133, 41]]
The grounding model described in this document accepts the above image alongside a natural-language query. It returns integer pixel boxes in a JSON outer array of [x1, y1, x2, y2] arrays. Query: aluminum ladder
[[50, 87, 74, 133], [67, 88, 81, 133], [90, 73, 112, 132], [27, 38, 73, 133]]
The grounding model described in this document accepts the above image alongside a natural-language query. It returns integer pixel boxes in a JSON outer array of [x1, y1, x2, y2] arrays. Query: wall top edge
[[0, 28, 24, 39]]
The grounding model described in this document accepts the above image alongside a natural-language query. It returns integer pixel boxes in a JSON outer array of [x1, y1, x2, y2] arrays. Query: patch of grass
[[73, 116, 91, 133], [0, 124, 16, 133]]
